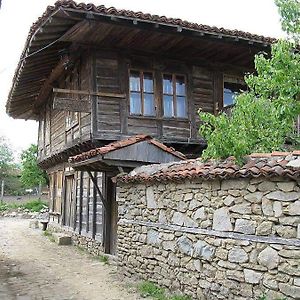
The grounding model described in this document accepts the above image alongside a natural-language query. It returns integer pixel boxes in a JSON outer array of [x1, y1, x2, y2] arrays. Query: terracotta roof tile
[[48, 1, 276, 44], [118, 152, 300, 183], [69, 135, 185, 163]]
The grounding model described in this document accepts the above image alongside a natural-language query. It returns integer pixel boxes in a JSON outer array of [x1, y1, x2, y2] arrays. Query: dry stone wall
[[117, 177, 300, 299]]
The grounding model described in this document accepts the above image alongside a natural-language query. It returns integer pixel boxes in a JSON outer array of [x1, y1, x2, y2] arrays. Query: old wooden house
[[6, 1, 274, 255]]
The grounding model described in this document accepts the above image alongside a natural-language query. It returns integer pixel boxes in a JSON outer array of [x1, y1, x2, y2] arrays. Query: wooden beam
[[53, 87, 126, 98], [87, 170, 109, 212], [33, 55, 71, 112]]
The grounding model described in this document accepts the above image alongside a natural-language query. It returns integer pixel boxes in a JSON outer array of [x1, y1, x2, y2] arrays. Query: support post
[[1, 180, 4, 204]]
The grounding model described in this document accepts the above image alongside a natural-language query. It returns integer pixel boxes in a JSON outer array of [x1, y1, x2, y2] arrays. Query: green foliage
[[275, 0, 300, 40], [0, 202, 19, 211], [0, 199, 48, 212], [98, 255, 109, 264], [20, 144, 48, 188], [138, 281, 167, 300], [199, 0, 300, 161], [43, 230, 52, 237], [138, 281, 191, 300], [23, 199, 48, 212], [0, 136, 14, 181]]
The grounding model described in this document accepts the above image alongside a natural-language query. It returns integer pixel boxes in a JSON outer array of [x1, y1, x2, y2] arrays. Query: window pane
[[143, 73, 153, 92], [176, 76, 186, 96], [144, 93, 155, 116], [176, 96, 187, 118], [163, 95, 174, 117], [163, 75, 173, 94], [130, 71, 140, 91], [130, 92, 141, 114], [223, 88, 236, 107]]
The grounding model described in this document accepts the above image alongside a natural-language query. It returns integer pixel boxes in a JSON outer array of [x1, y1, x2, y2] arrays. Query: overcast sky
[[0, 0, 284, 158]]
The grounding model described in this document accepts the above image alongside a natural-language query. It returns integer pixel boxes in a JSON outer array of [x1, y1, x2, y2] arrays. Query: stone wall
[[117, 177, 300, 299], [48, 222, 104, 256]]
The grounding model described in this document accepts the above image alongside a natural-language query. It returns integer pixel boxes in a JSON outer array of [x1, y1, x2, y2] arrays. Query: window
[[223, 76, 247, 107], [129, 71, 155, 116], [163, 74, 187, 118]]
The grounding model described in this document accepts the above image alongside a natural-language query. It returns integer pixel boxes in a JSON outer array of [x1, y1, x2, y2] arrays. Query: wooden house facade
[[6, 1, 274, 254]]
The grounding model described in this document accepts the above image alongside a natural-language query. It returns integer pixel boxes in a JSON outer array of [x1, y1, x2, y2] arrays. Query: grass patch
[[138, 281, 191, 300], [43, 230, 55, 242], [43, 230, 52, 237], [23, 199, 47, 212], [0, 199, 48, 213], [0, 202, 20, 211], [98, 255, 109, 264], [139, 281, 166, 300]]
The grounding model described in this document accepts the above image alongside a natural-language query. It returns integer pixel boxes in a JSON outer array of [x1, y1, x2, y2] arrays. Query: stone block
[[279, 283, 300, 298], [256, 221, 272, 236], [258, 246, 279, 270], [193, 207, 206, 221], [193, 240, 215, 260], [221, 179, 248, 190], [266, 191, 299, 201], [177, 236, 193, 256], [262, 198, 274, 216], [244, 192, 263, 203], [277, 181, 296, 192], [146, 187, 156, 208], [52, 233, 72, 245], [244, 269, 262, 284], [223, 195, 235, 206], [147, 229, 161, 246], [228, 247, 248, 263], [273, 201, 282, 217], [212, 207, 233, 232], [287, 200, 300, 215], [234, 219, 256, 234], [257, 181, 276, 192], [230, 203, 251, 214]]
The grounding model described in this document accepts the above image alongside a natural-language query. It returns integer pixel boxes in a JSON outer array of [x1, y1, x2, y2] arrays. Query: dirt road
[[0, 218, 141, 300]]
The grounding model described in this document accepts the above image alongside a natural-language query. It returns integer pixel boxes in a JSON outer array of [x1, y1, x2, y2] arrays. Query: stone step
[[52, 233, 72, 245]]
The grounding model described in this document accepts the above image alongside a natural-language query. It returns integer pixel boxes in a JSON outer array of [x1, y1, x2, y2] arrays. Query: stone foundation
[[117, 177, 300, 299], [47, 223, 104, 256]]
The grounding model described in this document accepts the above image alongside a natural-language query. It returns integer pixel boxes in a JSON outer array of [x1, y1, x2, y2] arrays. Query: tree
[[20, 144, 48, 189], [199, 0, 300, 161], [0, 136, 14, 180]]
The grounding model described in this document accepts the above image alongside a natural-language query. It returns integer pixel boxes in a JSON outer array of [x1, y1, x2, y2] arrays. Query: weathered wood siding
[[75, 171, 104, 241], [94, 56, 123, 136], [38, 55, 92, 161], [93, 52, 226, 143]]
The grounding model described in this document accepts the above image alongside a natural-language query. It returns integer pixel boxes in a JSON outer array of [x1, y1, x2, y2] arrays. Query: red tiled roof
[[69, 135, 186, 163], [118, 151, 300, 183]]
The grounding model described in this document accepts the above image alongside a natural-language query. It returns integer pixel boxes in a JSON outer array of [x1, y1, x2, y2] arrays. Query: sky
[[0, 0, 284, 159]]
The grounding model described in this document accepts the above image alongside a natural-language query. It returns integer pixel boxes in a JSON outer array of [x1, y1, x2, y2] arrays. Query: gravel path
[[0, 218, 141, 300]]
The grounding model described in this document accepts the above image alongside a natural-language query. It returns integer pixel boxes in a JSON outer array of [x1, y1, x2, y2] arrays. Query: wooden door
[[104, 175, 118, 255], [63, 175, 75, 228]]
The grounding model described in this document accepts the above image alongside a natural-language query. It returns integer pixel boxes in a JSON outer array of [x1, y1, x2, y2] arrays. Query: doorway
[[63, 175, 75, 228], [103, 175, 118, 255]]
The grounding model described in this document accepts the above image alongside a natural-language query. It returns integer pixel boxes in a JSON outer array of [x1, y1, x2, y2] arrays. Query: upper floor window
[[163, 74, 187, 118], [130, 71, 155, 116], [223, 76, 246, 107]]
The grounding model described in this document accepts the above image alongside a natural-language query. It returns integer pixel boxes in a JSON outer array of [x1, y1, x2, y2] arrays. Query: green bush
[[23, 199, 48, 212], [138, 281, 191, 300]]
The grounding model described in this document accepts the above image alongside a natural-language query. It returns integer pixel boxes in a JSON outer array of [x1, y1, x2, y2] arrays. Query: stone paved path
[[0, 218, 141, 300]]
